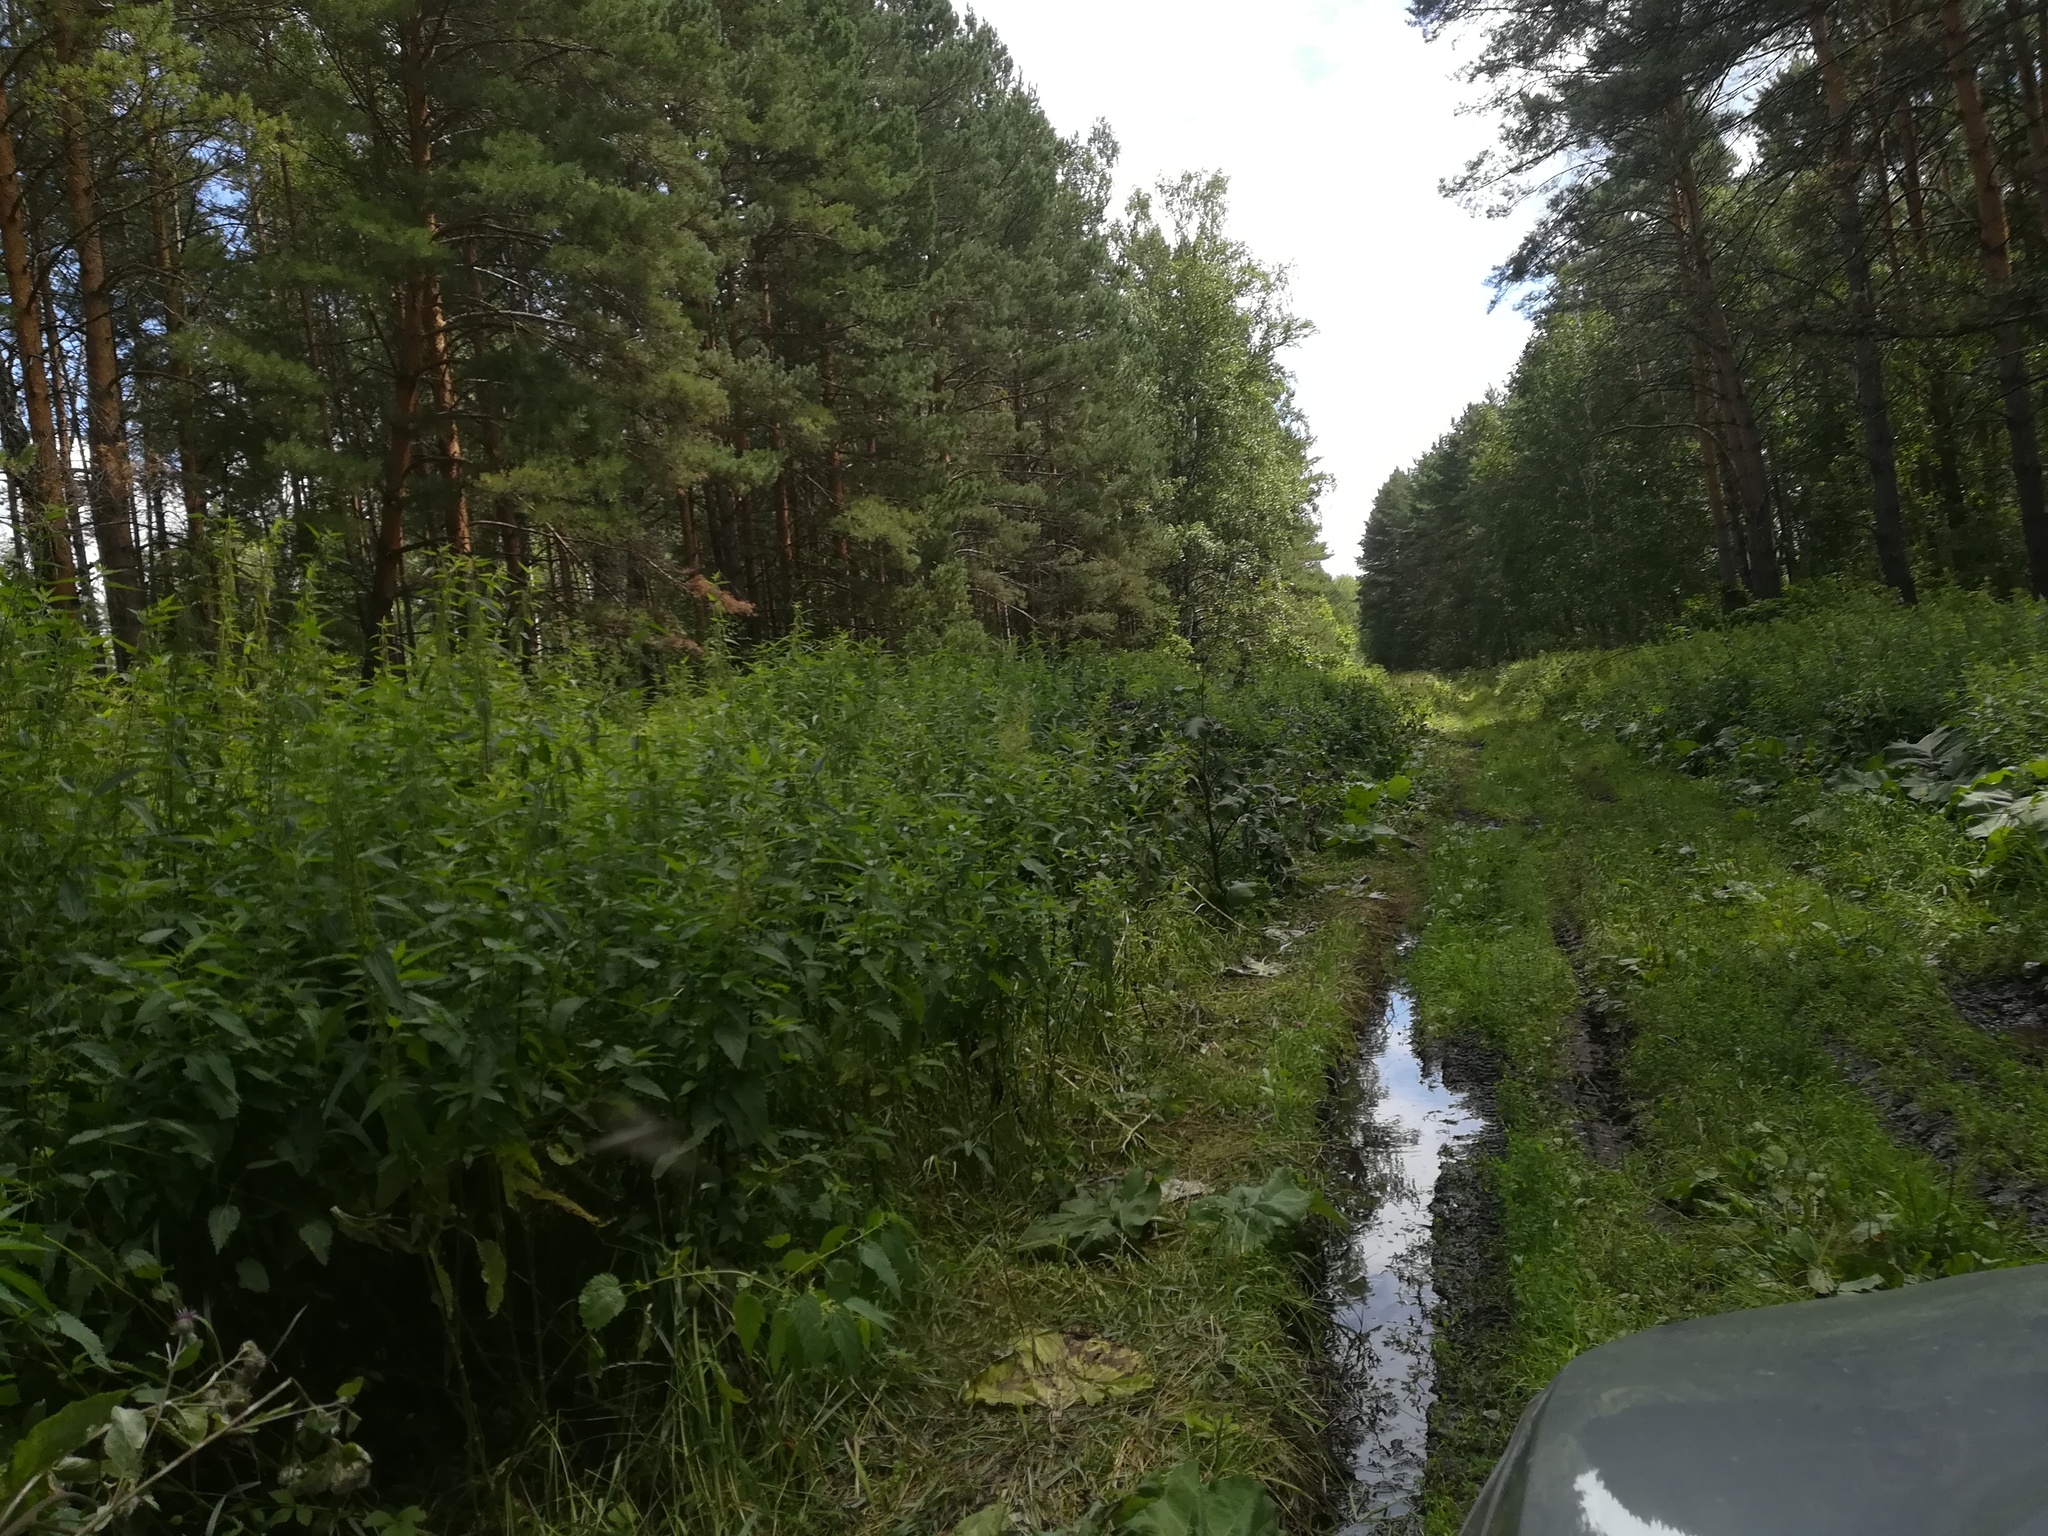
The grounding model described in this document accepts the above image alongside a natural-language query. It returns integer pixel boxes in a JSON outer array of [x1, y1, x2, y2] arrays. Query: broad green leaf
[[52, 1311, 111, 1369], [1188, 1168, 1335, 1253], [300, 1219, 334, 1266], [362, 947, 408, 1011], [952, 1504, 1010, 1536], [1118, 1461, 1280, 1536], [730, 1289, 766, 1357], [858, 1239, 901, 1297], [103, 1406, 148, 1481], [2, 1391, 126, 1503], [579, 1272, 626, 1331]]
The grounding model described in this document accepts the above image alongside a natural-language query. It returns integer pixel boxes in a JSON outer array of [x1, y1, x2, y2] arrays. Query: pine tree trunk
[[147, 147, 210, 570], [41, 278, 93, 618], [678, 485, 707, 641], [373, 273, 427, 652], [54, 3, 143, 657], [1811, 3, 1915, 601], [1893, 96, 1972, 529], [0, 67, 73, 606], [372, 4, 461, 653], [771, 422, 793, 571], [424, 271, 468, 554], [1691, 340, 1749, 602], [2005, 0, 2048, 236], [1673, 153, 1783, 597], [822, 347, 853, 628], [1940, 0, 2048, 596]]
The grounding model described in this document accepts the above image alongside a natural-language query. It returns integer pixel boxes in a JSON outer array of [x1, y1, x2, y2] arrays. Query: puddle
[[1324, 979, 1487, 1532]]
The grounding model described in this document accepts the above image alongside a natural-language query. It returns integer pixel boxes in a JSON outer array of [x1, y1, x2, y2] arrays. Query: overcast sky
[[963, 0, 1536, 574]]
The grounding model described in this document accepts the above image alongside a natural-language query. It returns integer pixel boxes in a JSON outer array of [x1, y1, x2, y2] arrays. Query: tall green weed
[[1500, 584, 2048, 772], [0, 576, 1417, 1503]]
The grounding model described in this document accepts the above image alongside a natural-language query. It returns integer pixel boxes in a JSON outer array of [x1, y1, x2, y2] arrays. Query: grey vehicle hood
[[1463, 1265, 2048, 1536]]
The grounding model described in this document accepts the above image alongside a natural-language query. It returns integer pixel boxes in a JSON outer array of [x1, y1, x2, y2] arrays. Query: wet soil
[[1552, 919, 1638, 1168], [1948, 973, 2048, 1062], [1418, 1035, 1513, 1525], [1828, 1036, 2048, 1233]]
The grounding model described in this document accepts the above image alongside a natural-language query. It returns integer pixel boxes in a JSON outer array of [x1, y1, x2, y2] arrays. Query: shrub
[[1501, 584, 2048, 773], [0, 576, 1417, 1494]]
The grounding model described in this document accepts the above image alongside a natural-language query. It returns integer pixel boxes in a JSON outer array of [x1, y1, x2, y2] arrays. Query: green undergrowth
[[0, 574, 1421, 1535], [1409, 697, 2040, 1534], [1498, 583, 2048, 770], [764, 873, 1395, 1535], [514, 870, 1399, 1534]]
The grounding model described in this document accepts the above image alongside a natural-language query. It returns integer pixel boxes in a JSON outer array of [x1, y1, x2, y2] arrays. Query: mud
[[1948, 973, 2048, 1062], [1828, 1042, 2048, 1233], [1418, 1036, 1514, 1524], [1552, 919, 1637, 1168]]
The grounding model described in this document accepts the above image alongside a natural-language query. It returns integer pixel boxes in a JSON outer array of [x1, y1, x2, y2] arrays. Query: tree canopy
[[1361, 0, 2048, 667], [0, 0, 1340, 669]]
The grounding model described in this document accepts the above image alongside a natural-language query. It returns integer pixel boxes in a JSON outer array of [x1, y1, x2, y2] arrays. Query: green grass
[[499, 869, 1406, 1534], [1408, 692, 2042, 1534]]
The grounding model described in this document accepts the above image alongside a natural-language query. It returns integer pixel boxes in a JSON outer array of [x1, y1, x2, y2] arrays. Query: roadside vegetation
[[0, 0, 1412, 1520], [0, 571, 1419, 1536], [1405, 588, 2048, 1531]]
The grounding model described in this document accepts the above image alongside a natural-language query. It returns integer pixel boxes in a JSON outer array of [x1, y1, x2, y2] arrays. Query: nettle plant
[[0, 576, 1418, 1489]]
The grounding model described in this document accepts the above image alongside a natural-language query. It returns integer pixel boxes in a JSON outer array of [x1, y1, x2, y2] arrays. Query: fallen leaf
[[964, 1330, 1154, 1413], [1159, 1178, 1211, 1203]]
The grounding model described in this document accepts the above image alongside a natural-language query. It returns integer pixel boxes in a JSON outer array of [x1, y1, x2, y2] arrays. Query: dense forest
[[24, 0, 2048, 1532], [0, 0, 1351, 669], [1359, 0, 2048, 669], [0, 3, 1415, 1533]]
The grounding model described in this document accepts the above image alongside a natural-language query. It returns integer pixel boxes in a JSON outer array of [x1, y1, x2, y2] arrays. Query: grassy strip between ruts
[[532, 863, 1407, 1536], [1410, 694, 2046, 1535], [869, 873, 1394, 1535]]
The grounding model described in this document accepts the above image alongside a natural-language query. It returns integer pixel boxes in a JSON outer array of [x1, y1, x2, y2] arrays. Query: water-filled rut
[[1324, 970, 1487, 1533]]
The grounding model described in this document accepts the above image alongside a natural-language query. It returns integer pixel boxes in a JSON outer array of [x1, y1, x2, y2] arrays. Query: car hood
[[1464, 1265, 2048, 1536]]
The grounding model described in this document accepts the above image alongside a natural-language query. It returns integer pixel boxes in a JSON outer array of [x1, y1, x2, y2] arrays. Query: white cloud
[[964, 0, 1537, 573]]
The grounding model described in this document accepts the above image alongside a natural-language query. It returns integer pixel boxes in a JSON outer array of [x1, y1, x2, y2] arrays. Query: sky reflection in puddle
[[1328, 985, 1485, 1533]]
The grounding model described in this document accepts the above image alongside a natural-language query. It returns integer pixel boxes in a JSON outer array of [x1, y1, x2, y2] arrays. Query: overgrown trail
[[1398, 697, 2048, 1533]]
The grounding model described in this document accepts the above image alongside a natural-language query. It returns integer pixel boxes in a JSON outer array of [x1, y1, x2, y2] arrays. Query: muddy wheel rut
[[1319, 931, 1491, 1534], [1827, 1035, 2048, 1234], [1552, 917, 1638, 1169]]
